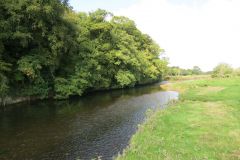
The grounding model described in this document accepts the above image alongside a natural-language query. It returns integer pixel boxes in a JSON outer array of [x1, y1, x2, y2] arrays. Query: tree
[[233, 68, 240, 76], [212, 63, 233, 78], [0, 0, 77, 98], [168, 67, 181, 76], [192, 66, 202, 75], [181, 69, 193, 76], [0, 60, 11, 103], [53, 10, 168, 98]]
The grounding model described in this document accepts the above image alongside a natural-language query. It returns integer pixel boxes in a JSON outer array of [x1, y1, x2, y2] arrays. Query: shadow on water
[[0, 82, 178, 160]]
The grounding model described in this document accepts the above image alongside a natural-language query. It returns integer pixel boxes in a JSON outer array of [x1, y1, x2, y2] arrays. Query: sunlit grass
[[167, 75, 210, 81], [116, 77, 240, 160]]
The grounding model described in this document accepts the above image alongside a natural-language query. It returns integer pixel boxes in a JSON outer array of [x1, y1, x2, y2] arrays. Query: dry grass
[[167, 75, 211, 81], [160, 83, 187, 93], [197, 86, 225, 95], [202, 102, 227, 117]]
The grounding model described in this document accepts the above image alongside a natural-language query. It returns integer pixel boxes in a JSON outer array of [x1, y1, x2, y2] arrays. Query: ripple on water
[[0, 83, 178, 160]]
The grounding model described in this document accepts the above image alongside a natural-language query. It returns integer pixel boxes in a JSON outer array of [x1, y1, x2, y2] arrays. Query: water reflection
[[0, 83, 178, 160]]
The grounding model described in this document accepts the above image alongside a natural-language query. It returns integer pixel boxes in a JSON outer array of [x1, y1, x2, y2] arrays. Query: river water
[[0, 83, 178, 160]]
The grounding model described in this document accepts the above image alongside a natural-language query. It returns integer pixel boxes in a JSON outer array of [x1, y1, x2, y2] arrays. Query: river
[[0, 82, 178, 160]]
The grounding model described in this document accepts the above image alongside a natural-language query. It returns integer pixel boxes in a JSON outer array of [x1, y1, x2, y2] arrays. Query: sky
[[69, 0, 240, 71]]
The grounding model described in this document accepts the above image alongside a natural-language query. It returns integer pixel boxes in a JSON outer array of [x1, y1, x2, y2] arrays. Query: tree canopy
[[0, 1, 167, 99]]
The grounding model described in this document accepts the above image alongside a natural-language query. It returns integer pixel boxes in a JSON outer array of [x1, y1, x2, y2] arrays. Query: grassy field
[[116, 77, 240, 160], [166, 75, 210, 81]]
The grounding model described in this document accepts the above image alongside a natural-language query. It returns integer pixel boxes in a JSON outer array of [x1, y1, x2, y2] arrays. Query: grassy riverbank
[[117, 77, 240, 160]]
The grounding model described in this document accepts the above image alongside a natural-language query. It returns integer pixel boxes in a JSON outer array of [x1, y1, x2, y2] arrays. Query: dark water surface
[[0, 83, 178, 160]]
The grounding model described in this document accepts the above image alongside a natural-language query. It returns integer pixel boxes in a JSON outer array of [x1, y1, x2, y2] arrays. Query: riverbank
[[116, 77, 240, 160], [0, 80, 162, 107]]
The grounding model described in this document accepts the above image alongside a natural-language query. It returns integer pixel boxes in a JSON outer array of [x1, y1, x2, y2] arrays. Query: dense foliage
[[0, 0, 167, 100], [211, 63, 234, 78]]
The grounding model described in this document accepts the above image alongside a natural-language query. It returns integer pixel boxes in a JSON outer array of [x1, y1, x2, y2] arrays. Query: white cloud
[[115, 0, 240, 71]]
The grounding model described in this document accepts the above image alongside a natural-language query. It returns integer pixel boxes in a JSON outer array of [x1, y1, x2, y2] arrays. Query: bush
[[234, 68, 240, 76], [212, 63, 233, 78]]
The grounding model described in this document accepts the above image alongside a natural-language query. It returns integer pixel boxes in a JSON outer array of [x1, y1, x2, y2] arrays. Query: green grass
[[116, 77, 240, 160]]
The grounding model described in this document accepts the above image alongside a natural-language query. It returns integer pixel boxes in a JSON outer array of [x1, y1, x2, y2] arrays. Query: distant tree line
[[212, 63, 240, 78], [167, 66, 202, 76], [0, 0, 168, 100], [167, 63, 240, 78]]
